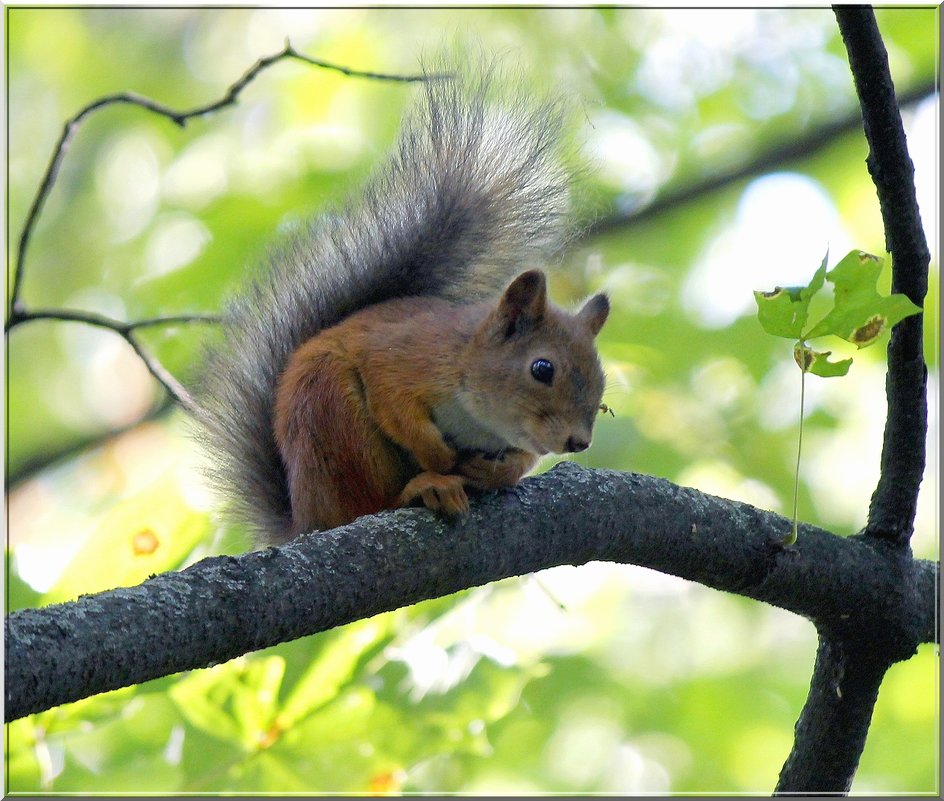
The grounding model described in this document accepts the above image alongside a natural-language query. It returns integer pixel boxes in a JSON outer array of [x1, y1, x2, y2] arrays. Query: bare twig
[[6, 43, 433, 408], [7, 74, 937, 487], [8, 401, 176, 485], [124, 331, 195, 411], [585, 80, 936, 239], [5, 308, 220, 333], [8, 42, 430, 319], [5, 308, 219, 409]]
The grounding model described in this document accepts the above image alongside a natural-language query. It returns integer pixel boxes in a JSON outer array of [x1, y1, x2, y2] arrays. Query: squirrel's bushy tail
[[193, 61, 576, 544]]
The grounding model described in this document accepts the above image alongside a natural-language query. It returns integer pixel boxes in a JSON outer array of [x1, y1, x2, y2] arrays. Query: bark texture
[[772, 7, 936, 794], [836, 5, 930, 548], [6, 463, 936, 721], [775, 637, 890, 795]]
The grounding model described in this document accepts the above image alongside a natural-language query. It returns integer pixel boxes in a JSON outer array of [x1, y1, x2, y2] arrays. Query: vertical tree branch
[[775, 637, 890, 795], [776, 7, 933, 794], [834, 5, 931, 548]]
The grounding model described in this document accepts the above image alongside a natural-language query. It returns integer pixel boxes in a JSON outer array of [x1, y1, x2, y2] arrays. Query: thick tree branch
[[773, 8, 935, 795], [835, 6, 931, 549], [775, 637, 890, 795], [6, 463, 936, 721]]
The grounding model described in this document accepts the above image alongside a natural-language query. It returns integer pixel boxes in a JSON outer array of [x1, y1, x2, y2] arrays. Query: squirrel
[[194, 63, 610, 545]]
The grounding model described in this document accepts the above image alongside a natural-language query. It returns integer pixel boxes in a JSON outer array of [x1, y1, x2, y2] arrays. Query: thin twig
[[8, 401, 176, 486], [7, 42, 432, 320], [7, 42, 433, 411], [124, 330, 198, 412], [5, 308, 220, 334], [6, 308, 218, 408], [787, 361, 807, 547]]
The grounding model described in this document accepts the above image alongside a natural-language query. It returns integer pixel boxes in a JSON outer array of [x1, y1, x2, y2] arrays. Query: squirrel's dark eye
[[530, 358, 555, 385]]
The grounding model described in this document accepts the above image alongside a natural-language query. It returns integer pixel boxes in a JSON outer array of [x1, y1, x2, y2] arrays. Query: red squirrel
[[195, 64, 609, 545]]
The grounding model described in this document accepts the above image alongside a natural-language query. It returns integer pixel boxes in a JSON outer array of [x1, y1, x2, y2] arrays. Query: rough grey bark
[[775, 637, 890, 795], [836, 5, 930, 548], [773, 6, 936, 795], [6, 463, 936, 721]]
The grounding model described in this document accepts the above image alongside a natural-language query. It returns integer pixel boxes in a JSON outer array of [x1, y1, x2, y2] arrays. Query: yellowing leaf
[[41, 473, 210, 605], [368, 769, 405, 794], [804, 250, 922, 346], [132, 528, 160, 555]]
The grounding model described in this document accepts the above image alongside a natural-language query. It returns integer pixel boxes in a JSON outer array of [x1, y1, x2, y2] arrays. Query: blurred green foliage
[[5, 7, 939, 795]]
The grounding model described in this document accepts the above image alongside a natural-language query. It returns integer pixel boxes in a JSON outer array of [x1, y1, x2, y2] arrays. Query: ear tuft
[[578, 293, 610, 336]]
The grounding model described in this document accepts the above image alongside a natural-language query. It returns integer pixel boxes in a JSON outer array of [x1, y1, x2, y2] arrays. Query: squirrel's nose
[[565, 436, 590, 453]]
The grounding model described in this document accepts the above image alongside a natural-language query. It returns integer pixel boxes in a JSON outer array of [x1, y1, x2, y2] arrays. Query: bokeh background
[[5, 7, 939, 794]]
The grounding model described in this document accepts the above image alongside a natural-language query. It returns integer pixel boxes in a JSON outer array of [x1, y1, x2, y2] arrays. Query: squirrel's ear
[[494, 270, 547, 339], [577, 293, 610, 337]]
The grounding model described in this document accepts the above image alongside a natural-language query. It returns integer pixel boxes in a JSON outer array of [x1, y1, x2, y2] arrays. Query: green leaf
[[804, 250, 922, 346], [802, 251, 829, 302], [279, 619, 391, 728], [40, 473, 211, 606], [50, 693, 182, 792], [754, 251, 828, 338], [794, 343, 852, 378], [230, 657, 286, 747], [169, 662, 250, 746], [5, 718, 42, 793]]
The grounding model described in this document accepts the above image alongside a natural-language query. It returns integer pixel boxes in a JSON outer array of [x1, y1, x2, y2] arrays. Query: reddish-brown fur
[[273, 270, 608, 535]]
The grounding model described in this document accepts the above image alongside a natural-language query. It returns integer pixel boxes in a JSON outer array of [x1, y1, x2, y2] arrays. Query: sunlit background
[[6, 7, 939, 794]]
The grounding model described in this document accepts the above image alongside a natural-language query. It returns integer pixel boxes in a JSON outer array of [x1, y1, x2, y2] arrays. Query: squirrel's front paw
[[458, 450, 537, 490], [398, 472, 470, 517], [411, 439, 458, 476]]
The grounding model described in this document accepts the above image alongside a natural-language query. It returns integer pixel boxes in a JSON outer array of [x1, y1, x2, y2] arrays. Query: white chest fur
[[432, 397, 510, 454]]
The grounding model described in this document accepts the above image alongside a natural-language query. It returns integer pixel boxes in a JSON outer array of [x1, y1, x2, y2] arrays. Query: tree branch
[[8, 401, 176, 488], [773, 7, 935, 794], [834, 6, 931, 549], [6, 463, 936, 721], [5, 308, 219, 410], [775, 637, 890, 795], [4, 44, 436, 413], [7, 40, 934, 482], [584, 80, 936, 238], [7, 42, 431, 323]]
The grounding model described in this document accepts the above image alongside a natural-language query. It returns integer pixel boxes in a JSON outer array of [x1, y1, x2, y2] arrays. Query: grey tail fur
[[192, 62, 575, 546]]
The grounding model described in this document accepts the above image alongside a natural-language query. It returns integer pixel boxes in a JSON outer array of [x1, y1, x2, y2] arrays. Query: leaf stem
[[788, 352, 808, 546], [531, 575, 569, 612]]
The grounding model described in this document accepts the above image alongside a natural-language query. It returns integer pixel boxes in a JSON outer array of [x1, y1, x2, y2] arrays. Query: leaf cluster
[[754, 249, 922, 378]]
